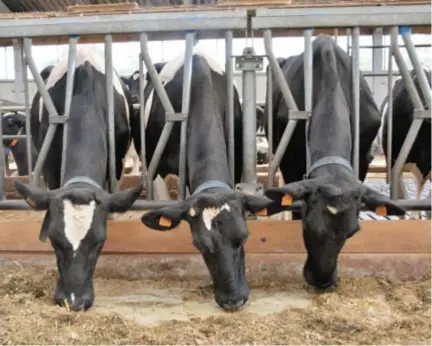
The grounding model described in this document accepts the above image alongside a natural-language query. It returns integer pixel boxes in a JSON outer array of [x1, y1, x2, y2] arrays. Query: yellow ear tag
[[375, 205, 387, 216], [281, 194, 293, 206], [158, 216, 172, 227], [26, 198, 36, 208], [256, 208, 268, 216]]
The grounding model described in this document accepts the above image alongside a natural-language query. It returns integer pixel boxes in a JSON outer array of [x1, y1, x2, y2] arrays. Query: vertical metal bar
[[401, 27, 431, 108], [267, 65, 273, 169], [225, 30, 235, 186], [140, 33, 176, 200], [0, 101, 5, 200], [241, 46, 258, 184], [19, 39, 33, 184], [60, 36, 78, 186], [13, 39, 24, 104], [304, 28, 313, 171], [333, 29, 338, 44], [372, 28, 383, 100], [105, 34, 117, 194], [23, 38, 58, 187], [178, 32, 195, 200], [391, 27, 424, 112], [264, 29, 300, 188], [346, 28, 351, 53], [390, 26, 424, 200], [351, 27, 360, 178], [138, 52, 147, 185], [387, 47, 394, 191]]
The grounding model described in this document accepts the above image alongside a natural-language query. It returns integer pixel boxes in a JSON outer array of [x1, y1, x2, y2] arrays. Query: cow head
[[2, 112, 26, 148], [141, 190, 272, 311], [264, 178, 406, 289], [14, 180, 143, 311], [121, 63, 167, 104]]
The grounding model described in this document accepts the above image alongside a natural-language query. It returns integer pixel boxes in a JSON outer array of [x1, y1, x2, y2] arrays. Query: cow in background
[[380, 68, 431, 218]]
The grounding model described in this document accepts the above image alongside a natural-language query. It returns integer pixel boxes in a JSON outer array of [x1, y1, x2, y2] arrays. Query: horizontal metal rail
[[0, 198, 429, 212], [0, 106, 26, 112], [355, 44, 432, 49], [253, 5, 431, 29], [0, 9, 248, 38]]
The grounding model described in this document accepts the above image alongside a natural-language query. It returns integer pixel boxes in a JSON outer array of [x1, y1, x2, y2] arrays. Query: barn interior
[[0, 0, 430, 344]]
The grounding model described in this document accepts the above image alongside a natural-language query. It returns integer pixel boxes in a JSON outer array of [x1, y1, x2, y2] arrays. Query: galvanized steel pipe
[[105, 35, 117, 193], [61, 36, 78, 186], [352, 27, 360, 178], [178, 32, 195, 200], [225, 30, 235, 186]]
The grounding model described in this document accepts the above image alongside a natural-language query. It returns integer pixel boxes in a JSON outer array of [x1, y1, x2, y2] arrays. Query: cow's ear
[[266, 178, 321, 206], [39, 209, 52, 242], [14, 180, 52, 210], [107, 183, 143, 213], [141, 202, 189, 231], [241, 194, 276, 217], [361, 186, 406, 216]]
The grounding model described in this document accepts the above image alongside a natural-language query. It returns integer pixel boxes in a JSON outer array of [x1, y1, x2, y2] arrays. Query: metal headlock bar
[[0, 4, 430, 213]]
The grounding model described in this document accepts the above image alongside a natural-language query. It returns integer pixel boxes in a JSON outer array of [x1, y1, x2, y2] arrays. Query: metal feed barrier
[[0, 3, 430, 214]]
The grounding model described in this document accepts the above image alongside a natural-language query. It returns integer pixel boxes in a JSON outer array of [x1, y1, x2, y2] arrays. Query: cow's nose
[[55, 294, 94, 312], [217, 296, 248, 312], [303, 265, 338, 290]]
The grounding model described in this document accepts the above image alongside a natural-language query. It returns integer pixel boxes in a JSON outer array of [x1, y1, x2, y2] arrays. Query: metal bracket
[[288, 110, 311, 120], [413, 109, 431, 120], [234, 47, 264, 72], [165, 112, 187, 122], [235, 182, 264, 220], [49, 116, 68, 124]]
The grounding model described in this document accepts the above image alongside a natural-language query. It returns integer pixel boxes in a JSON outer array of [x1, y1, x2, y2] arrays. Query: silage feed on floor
[[0, 264, 430, 345]]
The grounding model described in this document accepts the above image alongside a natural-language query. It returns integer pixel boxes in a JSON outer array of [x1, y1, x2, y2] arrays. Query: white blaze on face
[[39, 46, 129, 128], [202, 203, 231, 231], [63, 199, 96, 251]]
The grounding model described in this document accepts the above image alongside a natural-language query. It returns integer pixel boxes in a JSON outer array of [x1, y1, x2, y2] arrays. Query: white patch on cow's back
[[144, 41, 239, 130], [202, 203, 231, 231], [63, 199, 96, 251], [40, 46, 129, 125]]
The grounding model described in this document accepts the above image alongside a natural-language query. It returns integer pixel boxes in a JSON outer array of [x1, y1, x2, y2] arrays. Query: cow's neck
[[62, 114, 107, 187], [186, 84, 230, 192], [308, 86, 352, 170]]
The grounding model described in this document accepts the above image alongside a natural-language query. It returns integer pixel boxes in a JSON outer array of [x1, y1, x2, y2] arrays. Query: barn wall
[[0, 73, 398, 110]]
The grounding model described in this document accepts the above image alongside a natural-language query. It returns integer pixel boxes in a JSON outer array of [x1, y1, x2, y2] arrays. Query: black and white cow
[[1, 67, 52, 176], [262, 35, 406, 289], [13, 47, 143, 311], [129, 49, 273, 311], [380, 68, 431, 204], [2, 112, 38, 176]]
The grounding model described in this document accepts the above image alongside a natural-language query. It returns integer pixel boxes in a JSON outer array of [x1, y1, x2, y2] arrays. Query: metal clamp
[[413, 109, 431, 120], [165, 112, 187, 122], [288, 110, 311, 120], [234, 47, 264, 72], [49, 116, 68, 124]]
